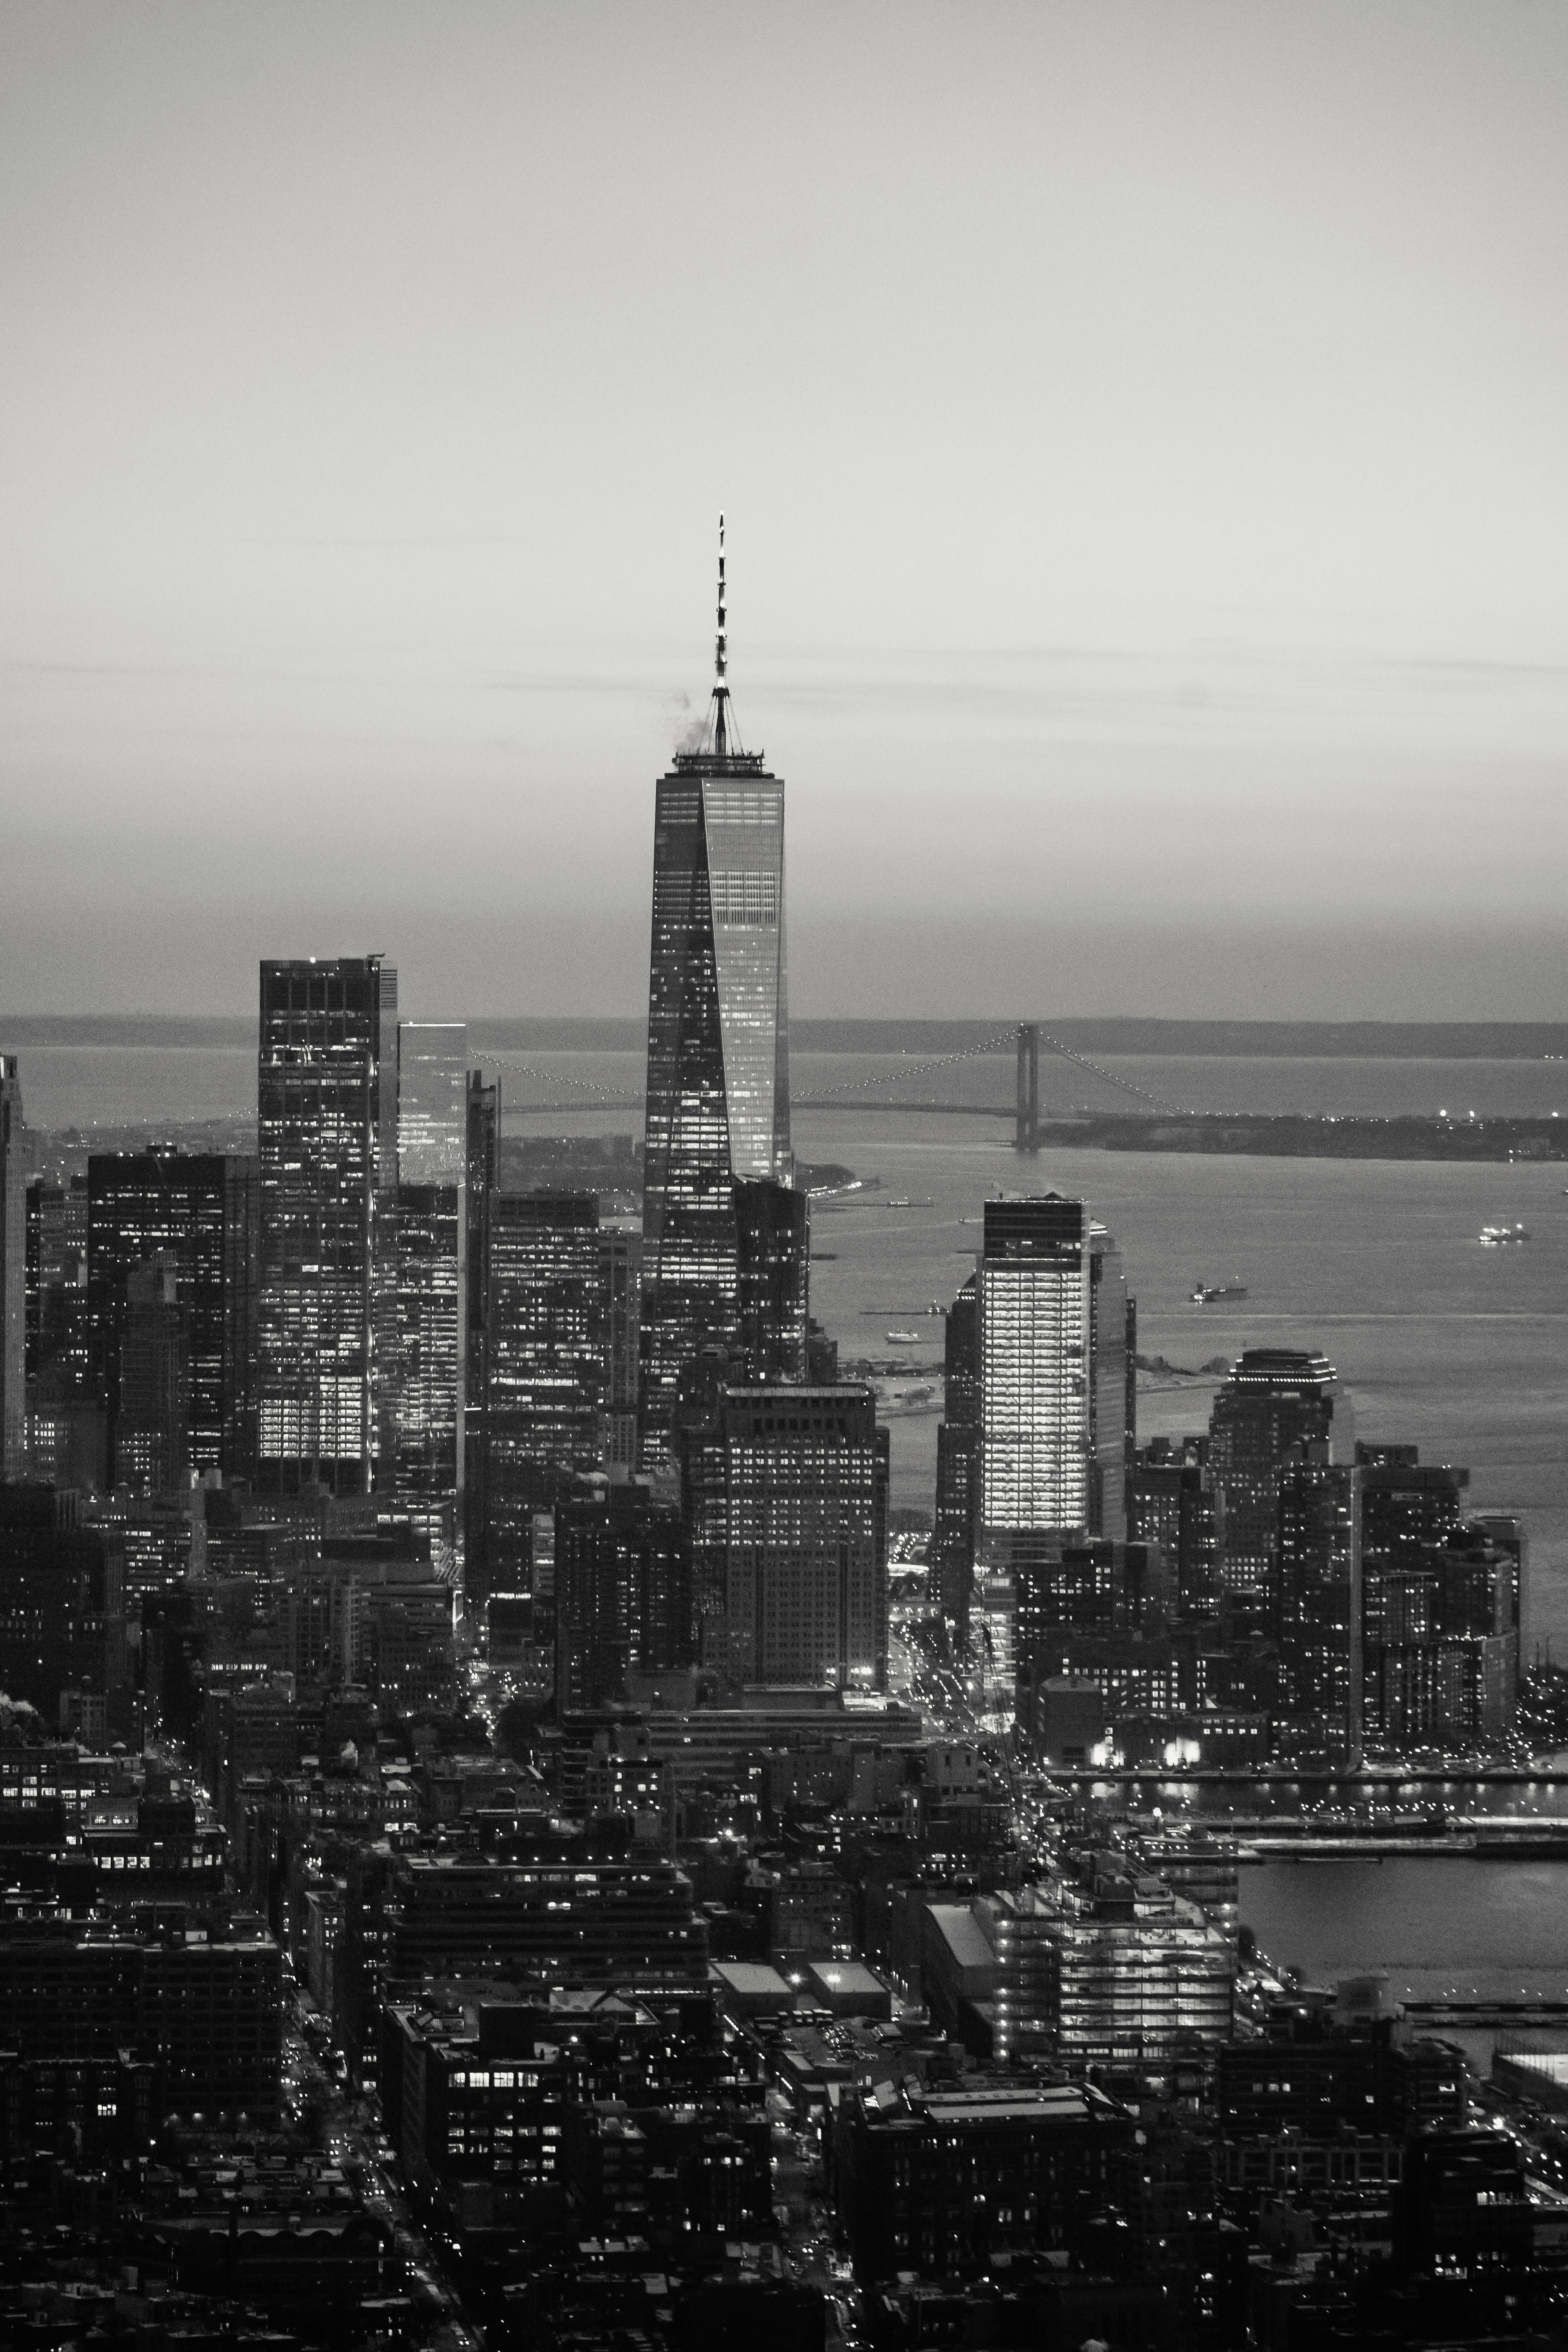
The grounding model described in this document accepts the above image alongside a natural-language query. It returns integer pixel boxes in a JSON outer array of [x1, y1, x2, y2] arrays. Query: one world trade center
[[639, 521, 797, 1466]]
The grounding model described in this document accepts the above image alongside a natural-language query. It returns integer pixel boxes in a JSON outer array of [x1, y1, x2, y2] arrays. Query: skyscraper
[[390, 1183, 463, 1579], [685, 1383, 888, 1690], [640, 521, 793, 1466], [1207, 1348, 1336, 1600], [86, 1150, 260, 1484], [932, 1275, 980, 1640], [978, 1195, 1127, 1555], [0, 1057, 24, 1479], [256, 956, 397, 1494], [473, 1191, 605, 1604]]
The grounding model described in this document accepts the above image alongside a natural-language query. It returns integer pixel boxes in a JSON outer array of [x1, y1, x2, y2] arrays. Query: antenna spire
[[713, 512, 728, 757]]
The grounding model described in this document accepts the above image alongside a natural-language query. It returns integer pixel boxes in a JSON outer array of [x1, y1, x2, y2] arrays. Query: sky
[[2, 0, 1565, 1023]]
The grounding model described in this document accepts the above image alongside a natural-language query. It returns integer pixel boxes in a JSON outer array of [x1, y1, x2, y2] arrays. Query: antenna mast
[[713, 512, 729, 758]]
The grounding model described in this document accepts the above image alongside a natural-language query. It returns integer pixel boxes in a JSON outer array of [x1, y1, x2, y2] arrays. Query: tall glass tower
[[640, 521, 792, 1465]]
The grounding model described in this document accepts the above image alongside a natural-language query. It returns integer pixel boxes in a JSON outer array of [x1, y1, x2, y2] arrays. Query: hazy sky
[[2, 1, 1565, 1022]]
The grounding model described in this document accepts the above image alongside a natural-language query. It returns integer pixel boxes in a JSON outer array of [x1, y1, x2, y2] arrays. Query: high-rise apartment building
[[685, 1383, 888, 1690], [640, 525, 793, 1466], [397, 1022, 468, 1185], [0, 1056, 24, 1479], [256, 957, 397, 1493], [1207, 1348, 1336, 1599], [86, 1151, 260, 1485], [976, 1193, 1128, 1637]]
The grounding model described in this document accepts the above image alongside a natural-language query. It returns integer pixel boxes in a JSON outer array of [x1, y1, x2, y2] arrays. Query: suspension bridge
[[483, 1024, 1187, 1148]]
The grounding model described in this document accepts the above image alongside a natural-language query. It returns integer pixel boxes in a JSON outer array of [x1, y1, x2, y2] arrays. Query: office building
[[1129, 1437, 1220, 1619], [555, 1471, 691, 1717], [1276, 1446, 1359, 1754], [384, 1852, 708, 1984], [733, 1175, 808, 1381], [0, 1911, 283, 2120], [0, 1055, 22, 1479], [85, 1149, 260, 1486], [599, 1221, 641, 1470], [390, 1182, 464, 1578], [640, 524, 791, 1466], [972, 1197, 1127, 1714], [932, 1276, 980, 1639], [991, 1864, 1234, 2066], [25, 1173, 89, 1387], [837, 2077, 1136, 2282], [471, 1191, 605, 1605], [0, 1484, 127, 1720], [117, 1257, 191, 1495], [396, 1020, 468, 1185], [1207, 1348, 1335, 1597], [685, 1383, 888, 1690], [256, 956, 397, 1492]]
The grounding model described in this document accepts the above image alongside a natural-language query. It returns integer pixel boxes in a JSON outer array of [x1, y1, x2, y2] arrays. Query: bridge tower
[[1014, 1023, 1040, 1151]]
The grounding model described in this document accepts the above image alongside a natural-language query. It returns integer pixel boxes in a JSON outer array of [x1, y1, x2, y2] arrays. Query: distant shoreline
[[2, 1013, 1566, 1060]]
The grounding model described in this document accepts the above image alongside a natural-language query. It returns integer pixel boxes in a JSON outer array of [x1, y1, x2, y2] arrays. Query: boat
[[1190, 1280, 1249, 1305], [886, 1329, 922, 1345], [1479, 1223, 1529, 1246]]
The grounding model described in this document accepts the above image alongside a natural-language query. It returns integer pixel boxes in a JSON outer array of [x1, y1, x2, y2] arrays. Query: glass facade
[[640, 748, 792, 1467], [397, 1022, 468, 1186], [256, 956, 397, 1492], [978, 1196, 1127, 1548]]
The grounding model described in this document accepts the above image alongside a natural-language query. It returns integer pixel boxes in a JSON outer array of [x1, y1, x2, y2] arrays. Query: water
[[11, 1033, 1568, 1646], [12, 1027, 1568, 2000], [1240, 1857, 1568, 2067]]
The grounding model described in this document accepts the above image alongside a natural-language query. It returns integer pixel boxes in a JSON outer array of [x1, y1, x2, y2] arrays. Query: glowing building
[[639, 521, 793, 1466], [978, 1196, 1127, 1552], [256, 956, 397, 1493]]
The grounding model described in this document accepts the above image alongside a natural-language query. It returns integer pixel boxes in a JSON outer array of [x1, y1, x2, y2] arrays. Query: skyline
[[3, 2, 1566, 1022]]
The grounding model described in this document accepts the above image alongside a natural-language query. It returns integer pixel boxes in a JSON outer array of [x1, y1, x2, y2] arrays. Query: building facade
[[256, 956, 397, 1493], [685, 1383, 888, 1691], [1207, 1348, 1336, 1599], [639, 538, 791, 1466], [396, 1021, 468, 1186]]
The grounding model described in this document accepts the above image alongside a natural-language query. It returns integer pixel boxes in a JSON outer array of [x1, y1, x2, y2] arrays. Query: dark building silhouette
[[932, 1276, 979, 1639], [117, 1256, 191, 1495], [686, 1383, 888, 1690], [555, 1471, 691, 1718], [733, 1175, 808, 1382], [473, 1192, 604, 1605], [599, 1221, 641, 1470], [0, 1484, 126, 1719], [86, 1149, 259, 1486], [1207, 1348, 1335, 1601], [639, 524, 791, 1467], [256, 956, 397, 1494], [1129, 1438, 1220, 1620], [1276, 1445, 1358, 1754]]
